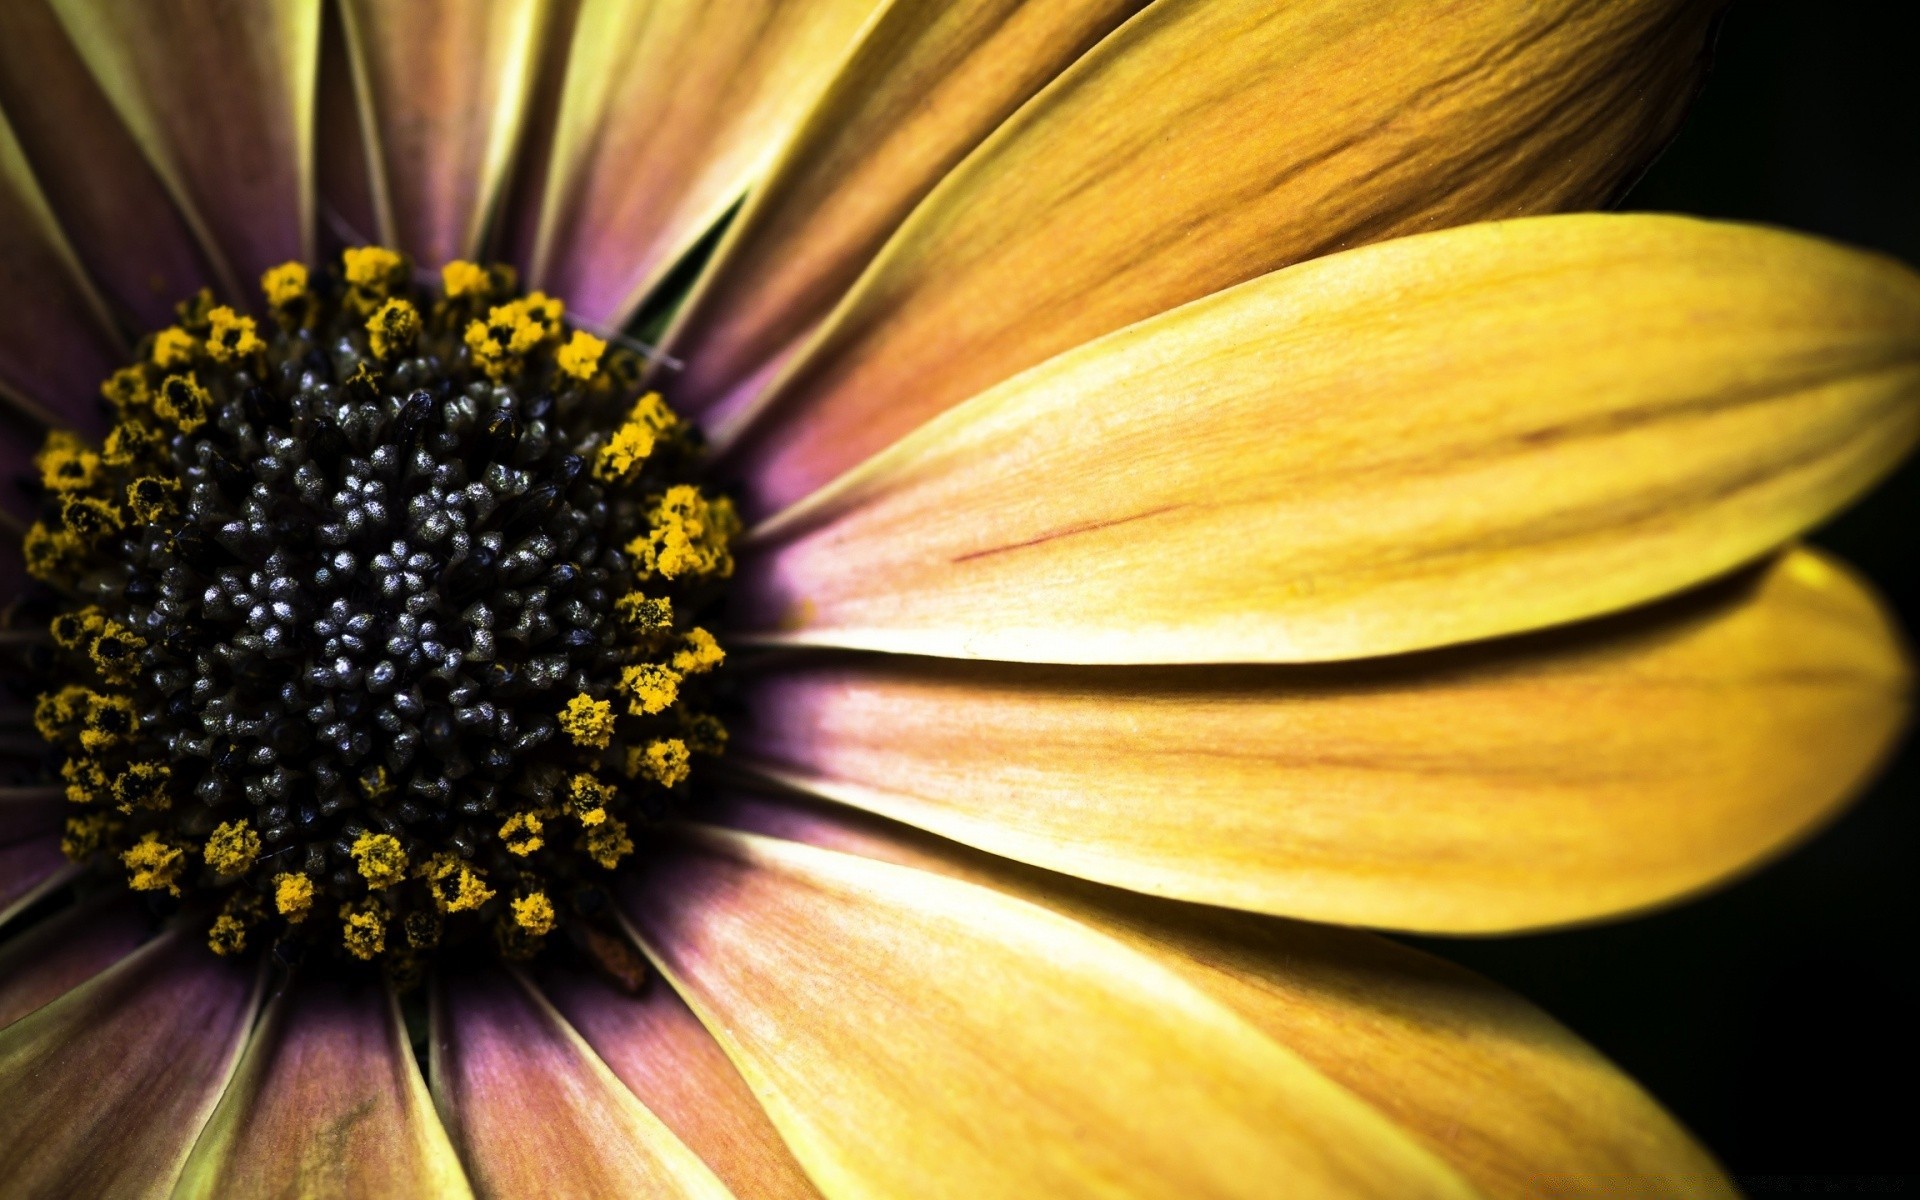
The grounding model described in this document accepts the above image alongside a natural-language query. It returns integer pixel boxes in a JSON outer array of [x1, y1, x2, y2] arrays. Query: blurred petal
[[0, 931, 261, 1199], [736, 550, 1909, 931], [48, 0, 321, 294], [315, 0, 380, 252], [0, 893, 150, 1029], [0, 0, 216, 328], [529, 0, 883, 325], [177, 975, 472, 1200], [431, 966, 733, 1199], [721, 0, 1724, 513], [715, 791, 1736, 1200], [621, 827, 1479, 1199], [660, 0, 1150, 428], [737, 215, 1920, 664], [541, 964, 821, 1200], [338, 0, 548, 266], [0, 106, 121, 430]]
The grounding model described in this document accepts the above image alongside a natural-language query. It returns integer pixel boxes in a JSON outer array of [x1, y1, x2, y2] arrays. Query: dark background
[[1411, 1, 1919, 1182]]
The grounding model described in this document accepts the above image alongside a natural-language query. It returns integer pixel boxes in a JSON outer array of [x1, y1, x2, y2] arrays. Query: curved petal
[[176, 976, 473, 1200], [0, 105, 121, 430], [430, 966, 733, 1199], [712, 791, 1736, 1200], [48, 0, 321, 295], [719, 0, 1725, 513], [527, 0, 884, 325], [736, 215, 1920, 665], [0, 931, 262, 1200], [338, 0, 548, 267], [0, 0, 215, 329], [658, 0, 1151, 428], [620, 826, 1481, 1199], [540, 964, 821, 1200], [0, 892, 152, 1029], [735, 549, 1910, 931]]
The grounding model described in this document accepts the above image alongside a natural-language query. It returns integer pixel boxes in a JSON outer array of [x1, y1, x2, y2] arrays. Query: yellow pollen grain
[[123, 832, 186, 895], [207, 914, 248, 957], [583, 817, 633, 869], [499, 811, 545, 856], [340, 901, 388, 961], [441, 259, 490, 299], [367, 297, 421, 359], [512, 892, 556, 935], [150, 326, 197, 368], [275, 871, 315, 922], [204, 819, 262, 876], [205, 306, 264, 362], [262, 261, 309, 306], [351, 831, 409, 888], [619, 662, 681, 716], [671, 627, 724, 675], [154, 373, 210, 432], [559, 693, 615, 749]]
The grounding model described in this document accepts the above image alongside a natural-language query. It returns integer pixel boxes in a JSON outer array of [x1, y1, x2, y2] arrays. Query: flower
[[0, 1, 1914, 1197]]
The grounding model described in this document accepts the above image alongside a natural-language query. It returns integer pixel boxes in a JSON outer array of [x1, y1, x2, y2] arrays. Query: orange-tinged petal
[[176, 976, 473, 1200], [659, 0, 1151, 429], [735, 549, 1910, 931], [0, 106, 121, 429], [0, 0, 215, 328], [736, 215, 1920, 664], [528, 0, 883, 325], [720, 0, 1725, 512], [48, 0, 321, 294], [0, 931, 262, 1199], [541, 964, 821, 1200], [430, 966, 734, 1199], [713, 791, 1736, 1200], [620, 826, 1481, 1200], [338, 0, 548, 267], [0, 893, 151, 1029]]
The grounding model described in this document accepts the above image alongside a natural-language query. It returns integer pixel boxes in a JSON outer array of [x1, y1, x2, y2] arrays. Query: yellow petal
[[0, 105, 121, 429], [430, 966, 734, 1199], [719, 0, 1724, 513], [0, 932, 261, 1199], [0, 0, 216, 327], [737, 549, 1909, 932], [0, 893, 149, 1030], [48, 0, 321, 293], [338, 0, 548, 266], [542, 964, 823, 1199], [621, 826, 1481, 1199], [176, 976, 474, 1200], [527, 0, 883, 324], [659, 0, 1151, 429], [712, 791, 1736, 1200], [737, 215, 1920, 664]]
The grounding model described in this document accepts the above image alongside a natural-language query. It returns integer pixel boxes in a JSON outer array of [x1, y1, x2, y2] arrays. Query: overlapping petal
[[735, 215, 1920, 664], [735, 550, 1909, 931], [527, 0, 883, 325], [711, 791, 1736, 1200], [337, 0, 548, 267], [0, 893, 150, 1029], [0, 792, 70, 928], [0, 932, 261, 1199], [177, 976, 473, 1200], [660, 0, 1151, 429], [430, 966, 733, 1198], [621, 826, 1481, 1199], [718, 0, 1726, 513], [47, 0, 321, 294], [542, 964, 822, 1199]]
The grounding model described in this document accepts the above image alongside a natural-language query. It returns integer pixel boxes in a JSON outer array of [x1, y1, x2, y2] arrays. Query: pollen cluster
[[27, 250, 733, 969]]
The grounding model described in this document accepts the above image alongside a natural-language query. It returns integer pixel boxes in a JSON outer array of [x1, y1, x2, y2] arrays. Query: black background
[[1411, 1, 1919, 1181]]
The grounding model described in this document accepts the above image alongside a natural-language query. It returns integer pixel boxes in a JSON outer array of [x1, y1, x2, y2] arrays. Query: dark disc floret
[[24, 249, 735, 971]]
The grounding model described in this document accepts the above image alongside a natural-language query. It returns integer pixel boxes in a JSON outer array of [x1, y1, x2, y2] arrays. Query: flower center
[[25, 249, 735, 974]]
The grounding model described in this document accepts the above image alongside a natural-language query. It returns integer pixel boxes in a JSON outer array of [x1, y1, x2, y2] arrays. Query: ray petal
[[528, 0, 884, 326], [735, 215, 1920, 664], [720, 0, 1726, 513], [0, 931, 262, 1199], [620, 826, 1482, 1199], [0, 892, 152, 1029], [430, 966, 734, 1199]]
